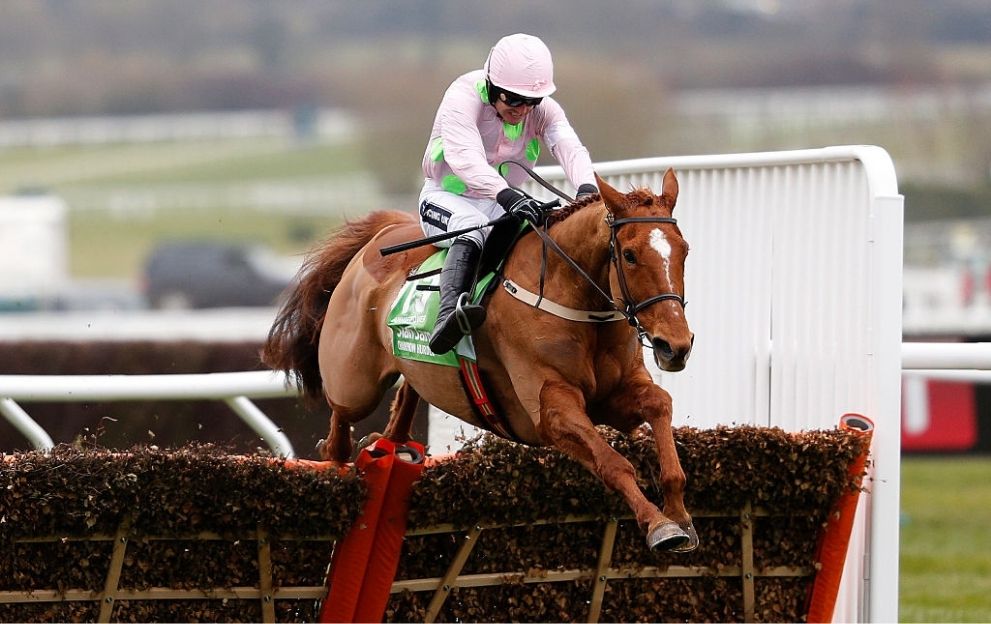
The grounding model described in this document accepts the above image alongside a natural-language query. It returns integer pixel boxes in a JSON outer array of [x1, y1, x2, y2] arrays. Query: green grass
[[900, 456, 991, 621]]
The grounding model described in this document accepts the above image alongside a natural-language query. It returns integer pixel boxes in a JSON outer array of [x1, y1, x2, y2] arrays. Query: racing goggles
[[495, 87, 543, 108]]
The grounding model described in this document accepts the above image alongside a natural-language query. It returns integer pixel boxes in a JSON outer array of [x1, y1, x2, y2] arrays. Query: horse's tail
[[262, 210, 412, 404]]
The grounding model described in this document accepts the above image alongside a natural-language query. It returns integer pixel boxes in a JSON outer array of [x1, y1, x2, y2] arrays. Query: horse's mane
[[545, 187, 656, 229], [545, 193, 601, 228]]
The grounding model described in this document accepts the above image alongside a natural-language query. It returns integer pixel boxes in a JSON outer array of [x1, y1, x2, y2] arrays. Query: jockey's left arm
[[539, 99, 597, 195]]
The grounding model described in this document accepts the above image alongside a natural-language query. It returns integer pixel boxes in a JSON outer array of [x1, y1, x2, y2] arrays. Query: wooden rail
[[0, 505, 812, 623]]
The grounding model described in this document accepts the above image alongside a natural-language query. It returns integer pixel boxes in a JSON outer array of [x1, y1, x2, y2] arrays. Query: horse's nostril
[[653, 338, 675, 360]]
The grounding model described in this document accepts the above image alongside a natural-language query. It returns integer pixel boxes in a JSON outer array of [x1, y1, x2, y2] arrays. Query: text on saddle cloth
[[386, 248, 498, 367]]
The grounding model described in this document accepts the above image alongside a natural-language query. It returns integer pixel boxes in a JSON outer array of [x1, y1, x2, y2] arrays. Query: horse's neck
[[513, 203, 613, 304], [551, 203, 611, 273]]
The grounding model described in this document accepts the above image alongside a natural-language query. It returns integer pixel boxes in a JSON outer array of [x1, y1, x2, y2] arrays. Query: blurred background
[[1, 2, 991, 618], [2, 0, 991, 297]]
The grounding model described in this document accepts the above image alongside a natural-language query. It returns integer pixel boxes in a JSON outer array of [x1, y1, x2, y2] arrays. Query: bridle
[[606, 213, 688, 344], [495, 159, 687, 347], [529, 210, 687, 347]]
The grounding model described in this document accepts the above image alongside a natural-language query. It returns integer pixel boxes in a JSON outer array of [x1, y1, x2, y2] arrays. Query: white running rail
[[902, 341, 991, 371], [0, 371, 297, 458]]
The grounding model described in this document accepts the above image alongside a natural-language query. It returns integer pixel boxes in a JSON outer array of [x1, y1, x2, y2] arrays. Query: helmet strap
[[483, 46, 501, 105]]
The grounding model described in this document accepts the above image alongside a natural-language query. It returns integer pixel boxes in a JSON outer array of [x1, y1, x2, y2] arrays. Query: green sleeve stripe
[[429, 137, 444, 162], [441, 174, 468, 195]]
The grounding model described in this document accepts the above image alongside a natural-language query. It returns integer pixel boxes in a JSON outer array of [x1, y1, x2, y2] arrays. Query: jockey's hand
[[497, 188, 545, 227], [576, 183, 598, 200]]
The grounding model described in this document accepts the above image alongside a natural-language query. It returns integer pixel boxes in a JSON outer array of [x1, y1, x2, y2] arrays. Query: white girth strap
[[501, 279, 623, 323]]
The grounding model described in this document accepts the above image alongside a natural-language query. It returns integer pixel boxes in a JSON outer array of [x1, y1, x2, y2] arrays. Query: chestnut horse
[[263, 170, 697, 551]]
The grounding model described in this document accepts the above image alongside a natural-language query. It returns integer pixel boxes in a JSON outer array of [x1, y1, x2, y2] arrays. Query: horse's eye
[[623, 249, 637, 265]]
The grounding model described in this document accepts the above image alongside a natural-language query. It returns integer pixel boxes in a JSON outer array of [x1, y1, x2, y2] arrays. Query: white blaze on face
[[650, 227, 672, 267], [649, 228, 681, 316]]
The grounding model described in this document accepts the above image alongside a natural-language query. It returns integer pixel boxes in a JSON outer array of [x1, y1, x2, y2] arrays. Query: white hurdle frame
[[524, 146, 905, 623]]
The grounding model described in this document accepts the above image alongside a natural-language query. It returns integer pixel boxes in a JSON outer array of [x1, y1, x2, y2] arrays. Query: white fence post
[[0, 397, 54, 451], [224, 395, 295, 458]]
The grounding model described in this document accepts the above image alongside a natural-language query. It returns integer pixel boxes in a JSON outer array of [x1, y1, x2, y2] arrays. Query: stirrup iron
[[454, 292, 475, 334]]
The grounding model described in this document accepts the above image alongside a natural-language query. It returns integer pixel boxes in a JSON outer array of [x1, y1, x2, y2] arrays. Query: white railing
[[902, 341, 991, 371], [6, 343, 984, 458], [0, 371, 297, 458], [901, 344, 991, 425]]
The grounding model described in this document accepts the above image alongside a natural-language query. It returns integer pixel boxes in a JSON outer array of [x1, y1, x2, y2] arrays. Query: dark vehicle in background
[[143, 241, 298, 309]]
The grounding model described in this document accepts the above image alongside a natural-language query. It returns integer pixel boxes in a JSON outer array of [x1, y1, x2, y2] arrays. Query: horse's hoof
[[646, 520, 690, 552], [315, 438, 327, 458], [668, 522, 699, 553]]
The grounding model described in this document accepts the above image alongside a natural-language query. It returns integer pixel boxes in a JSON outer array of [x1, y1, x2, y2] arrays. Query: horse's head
[[597, 170, 693, 372]]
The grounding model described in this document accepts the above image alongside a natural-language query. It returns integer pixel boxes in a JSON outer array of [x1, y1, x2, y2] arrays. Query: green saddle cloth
[[387, 249, 496, 367]]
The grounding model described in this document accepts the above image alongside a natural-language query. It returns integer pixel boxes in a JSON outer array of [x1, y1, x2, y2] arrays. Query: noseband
[[529, 211, 687, 346]]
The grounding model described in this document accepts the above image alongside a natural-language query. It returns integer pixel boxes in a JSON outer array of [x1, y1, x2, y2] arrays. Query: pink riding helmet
[[484, 33, 557, 98]]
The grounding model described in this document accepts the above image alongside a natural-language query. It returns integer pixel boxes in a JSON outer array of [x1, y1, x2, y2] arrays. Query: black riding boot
[[428, 238, 486, 354]]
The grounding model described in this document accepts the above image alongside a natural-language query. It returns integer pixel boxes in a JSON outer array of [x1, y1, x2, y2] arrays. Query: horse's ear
[[662, 168, 679, 211], [595, 173, 627, 213]]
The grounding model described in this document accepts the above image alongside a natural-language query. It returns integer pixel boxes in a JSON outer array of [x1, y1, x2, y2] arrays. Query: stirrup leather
[[453, 292, 477, 334]]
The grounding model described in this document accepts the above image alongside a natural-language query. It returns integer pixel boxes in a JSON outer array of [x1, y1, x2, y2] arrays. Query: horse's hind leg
[[358, 380, 420, 451], [319, 403, 363, 463], [382, 381, 421, 443], [353, 381, 421, 452], [322, 381, 421, 461]]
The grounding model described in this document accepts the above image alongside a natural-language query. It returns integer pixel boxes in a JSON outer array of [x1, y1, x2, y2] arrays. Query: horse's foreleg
[[617, 382, 690, 522], [382, 381, 421, 443], [538, 380, 689, 551], [624, 380, 697, 552]]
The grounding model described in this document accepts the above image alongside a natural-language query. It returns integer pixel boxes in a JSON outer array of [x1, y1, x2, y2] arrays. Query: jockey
[[419, 33, 599, 354]]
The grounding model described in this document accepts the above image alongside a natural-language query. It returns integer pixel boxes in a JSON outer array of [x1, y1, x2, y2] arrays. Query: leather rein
[[528, 213, 686, 347]]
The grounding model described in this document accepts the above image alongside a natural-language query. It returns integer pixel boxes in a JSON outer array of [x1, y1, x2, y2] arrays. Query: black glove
[[576, 183, 598, 200], [497, 187, 545, 227]]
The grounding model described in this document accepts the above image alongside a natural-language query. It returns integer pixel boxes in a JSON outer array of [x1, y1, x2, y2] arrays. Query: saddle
[[386, 217, 525, 367]]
